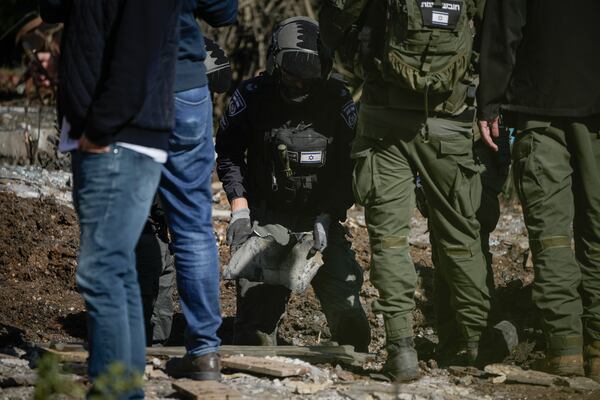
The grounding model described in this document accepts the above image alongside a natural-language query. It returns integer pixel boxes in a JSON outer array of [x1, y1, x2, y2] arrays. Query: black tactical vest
[[265, 123, 332, 206]]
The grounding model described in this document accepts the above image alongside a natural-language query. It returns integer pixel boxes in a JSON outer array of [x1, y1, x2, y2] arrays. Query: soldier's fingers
[[490, 118, 500, 138], [481, 127, 499, 152], [36, 52, 51, 62]]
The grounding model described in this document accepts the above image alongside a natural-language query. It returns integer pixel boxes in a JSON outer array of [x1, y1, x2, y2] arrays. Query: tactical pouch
[[379, 0, 473, 94], [272, 126, 329, 169], [267, 125, 331, 203]]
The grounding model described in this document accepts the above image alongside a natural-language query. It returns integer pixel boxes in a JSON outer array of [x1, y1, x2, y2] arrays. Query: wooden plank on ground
[[43, 348, 87, 363], [485, 364, 566, 387], [485, 364, 600, 390], [173, 379, 242, 400], [41, 343, 373, 367], [221, 355, 309, 377], [156, 345, 370, 367]]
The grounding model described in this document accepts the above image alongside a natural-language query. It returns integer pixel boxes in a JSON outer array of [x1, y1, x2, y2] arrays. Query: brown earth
[[0, 189, 596, 399]]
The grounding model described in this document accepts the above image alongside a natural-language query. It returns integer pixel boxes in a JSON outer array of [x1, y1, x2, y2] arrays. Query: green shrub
[[34, 353, 143, 400]]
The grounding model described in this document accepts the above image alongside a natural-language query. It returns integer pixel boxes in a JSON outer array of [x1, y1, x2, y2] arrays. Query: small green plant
[[34, 353, 85, 399], [34, 353, 144, 400], [89, 363, 143, 400]]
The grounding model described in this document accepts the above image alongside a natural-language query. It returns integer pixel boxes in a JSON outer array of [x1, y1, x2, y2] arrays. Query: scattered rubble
[[1, 165, 599, 399]]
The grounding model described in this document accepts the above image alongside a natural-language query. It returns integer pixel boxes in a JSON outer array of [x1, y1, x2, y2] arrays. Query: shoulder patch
[[227, 90, 247, 117], [245, 82, 258, 92], [340, 87, 349, 97], [340, 100, 358, 129], [219, 113, 229, 130]]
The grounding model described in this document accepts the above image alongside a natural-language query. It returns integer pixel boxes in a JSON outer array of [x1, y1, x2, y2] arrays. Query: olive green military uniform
[[431, 131, 510, 356], [353, 98, 492, 344], [511, 115, 600, 356]]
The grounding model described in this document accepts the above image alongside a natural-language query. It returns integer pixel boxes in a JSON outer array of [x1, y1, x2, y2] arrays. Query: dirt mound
[[0, 188, 543, 371], [0, 191, 83, 345], [0, 191, 78, 282]]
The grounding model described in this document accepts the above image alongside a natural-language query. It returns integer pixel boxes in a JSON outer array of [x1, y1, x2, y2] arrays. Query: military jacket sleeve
[[215, 86, 252, 202], [319, 0, 371, 50], [317, 84, 358, 220], [476, 0, 526, 120]]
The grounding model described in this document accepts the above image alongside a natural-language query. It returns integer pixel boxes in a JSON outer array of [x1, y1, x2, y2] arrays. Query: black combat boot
[[467, 320, 518, 368], [382, 337, 421, 382]]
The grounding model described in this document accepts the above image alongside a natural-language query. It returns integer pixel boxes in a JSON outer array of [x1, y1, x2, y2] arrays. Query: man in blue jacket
[[162, 0, 237, 381], [39, 0, 182, 397]]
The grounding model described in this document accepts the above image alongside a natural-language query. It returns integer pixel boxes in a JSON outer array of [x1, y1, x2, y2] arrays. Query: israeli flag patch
[[300, 151, 323, 164], [432, 10, 449, 25]]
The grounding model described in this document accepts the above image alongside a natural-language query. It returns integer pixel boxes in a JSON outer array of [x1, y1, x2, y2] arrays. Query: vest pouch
[[380, 0, 473, 94], [272, 126, 330, 170], [268, 125, 331, 205]]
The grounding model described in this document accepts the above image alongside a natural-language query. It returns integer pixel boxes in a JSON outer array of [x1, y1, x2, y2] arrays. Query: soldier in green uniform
[[320, 0, 515, 380], [478, 0, 600, 381]]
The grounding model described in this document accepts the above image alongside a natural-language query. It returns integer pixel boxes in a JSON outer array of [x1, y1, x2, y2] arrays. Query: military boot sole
[[390, 368, 421, 383]]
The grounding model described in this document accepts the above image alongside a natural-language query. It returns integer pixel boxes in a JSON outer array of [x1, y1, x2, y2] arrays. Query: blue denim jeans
[[72, 145, 162, 399], [159, 85, 221, 356]]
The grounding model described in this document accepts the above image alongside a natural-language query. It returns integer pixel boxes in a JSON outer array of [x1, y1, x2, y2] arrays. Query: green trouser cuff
[[529, 236, 571, 254], [546, 335, 583, 356], [465, 333, 482, 343], [384, 315, 413, 342]]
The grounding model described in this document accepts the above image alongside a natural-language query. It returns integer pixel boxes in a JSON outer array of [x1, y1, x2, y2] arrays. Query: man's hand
[[79, 135, 111, 154], [478, 117, 501, 152], [30, 51, 56, 87], [227, 207, 252, 252], [312, 213, 331, 253]]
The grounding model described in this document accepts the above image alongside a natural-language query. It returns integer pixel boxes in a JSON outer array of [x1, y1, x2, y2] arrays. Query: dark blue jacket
[[40, 0, 182, 150], [176, 0, 237, 92]]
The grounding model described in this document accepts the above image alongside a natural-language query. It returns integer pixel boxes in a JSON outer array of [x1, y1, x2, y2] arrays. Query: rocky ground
[[0, 164, 599, 399]]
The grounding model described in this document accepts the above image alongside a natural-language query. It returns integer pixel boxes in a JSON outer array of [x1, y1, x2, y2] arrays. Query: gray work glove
[[312, 213, 331, 253], [227, 208, 252, 252]]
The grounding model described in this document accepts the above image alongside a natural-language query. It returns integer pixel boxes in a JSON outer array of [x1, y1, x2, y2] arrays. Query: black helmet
[[266, 17, 333, 103], [204, 37, 232, 94]]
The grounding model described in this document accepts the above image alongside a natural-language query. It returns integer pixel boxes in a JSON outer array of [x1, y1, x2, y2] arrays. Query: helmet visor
[[280, 69, 321, 102]]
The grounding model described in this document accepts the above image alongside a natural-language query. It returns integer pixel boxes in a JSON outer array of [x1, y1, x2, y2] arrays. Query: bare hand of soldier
[[33, 52, 56, 87], [78, 135, 110, 153], [227, 206, 253, 252], [312, 213, 331, 253], [478, 117, 501, 152]]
